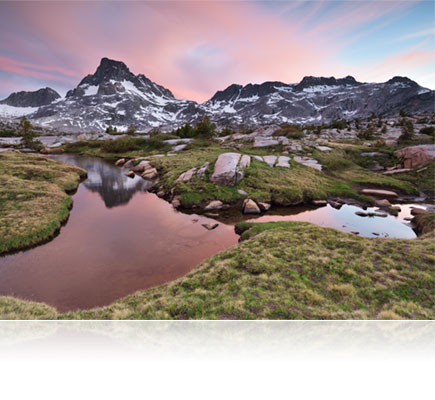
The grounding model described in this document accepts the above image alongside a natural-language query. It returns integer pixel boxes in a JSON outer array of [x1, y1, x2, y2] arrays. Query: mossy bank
[[0, 150, 87, 254]]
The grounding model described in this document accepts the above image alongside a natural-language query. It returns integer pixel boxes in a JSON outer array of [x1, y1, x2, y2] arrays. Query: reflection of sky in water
[[248, 204, 421, 239]]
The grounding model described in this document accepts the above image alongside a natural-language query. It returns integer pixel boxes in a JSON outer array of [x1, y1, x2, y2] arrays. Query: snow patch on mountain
[[83, 84, 99, 96], [0, 104, 38, 118]]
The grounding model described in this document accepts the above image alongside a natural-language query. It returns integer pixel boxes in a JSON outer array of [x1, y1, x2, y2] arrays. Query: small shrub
[[398, 119, 414, 142], [276, 124, 304, 139], [218, 126, 235, 137], [174, 123, 196, 138], [126, 125, 136, 135], [330, 120, 347, 130], [195, 116, 216, 138], [101, 137, 139, 153], [19, 117, 42, 150], [105, 126, 119, 135], [419, 126, 434, 136], [357, 125, 376, 140]]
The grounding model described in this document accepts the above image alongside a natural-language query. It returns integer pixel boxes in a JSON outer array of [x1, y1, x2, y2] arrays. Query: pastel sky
[[0, 0, 434, 102]]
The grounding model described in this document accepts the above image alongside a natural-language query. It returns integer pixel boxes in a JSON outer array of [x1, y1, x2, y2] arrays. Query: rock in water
[[130, 160, 151, 172], [204, 200, 224, 211], [115, 158, 126, 166], [171, 197, 181, 208], [411, 207, 428, 216], [210, 153, 241, 186], [126, 171, 135, 178], [258, 202, 271, 211], [243, 199, 261, 214], [141, 168, 158, 179], [375, 199, 392, 207], [202, 223, 219, 230], [123, 159, 136, 169]]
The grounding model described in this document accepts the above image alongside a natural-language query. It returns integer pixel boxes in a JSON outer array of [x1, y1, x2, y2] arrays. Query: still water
[[0, 155, 239, 311], [0, 154, 421, 311]]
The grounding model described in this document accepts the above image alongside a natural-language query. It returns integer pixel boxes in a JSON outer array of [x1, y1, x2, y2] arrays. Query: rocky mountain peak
[[385, 76, 418, 87], [209, 84, 243, 102], [79, 57, 134, 87], [295, 75, 360, 91]]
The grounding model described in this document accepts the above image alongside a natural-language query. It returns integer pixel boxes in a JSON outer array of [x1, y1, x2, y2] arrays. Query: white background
[[0, 321, 433, 399]]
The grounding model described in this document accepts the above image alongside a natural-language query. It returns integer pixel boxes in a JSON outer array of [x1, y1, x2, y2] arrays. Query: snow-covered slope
[[0, 87, 60, 118], [0, 104, 38, 118]]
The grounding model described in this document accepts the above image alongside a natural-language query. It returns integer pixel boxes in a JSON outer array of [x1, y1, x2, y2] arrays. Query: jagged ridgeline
[[0, 57, 433, 132]]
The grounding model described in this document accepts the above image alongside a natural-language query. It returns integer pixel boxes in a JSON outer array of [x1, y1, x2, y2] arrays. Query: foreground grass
[[314, 147, 418, 195], [0, 221, 433, 319], [0, 150, 87, 254]]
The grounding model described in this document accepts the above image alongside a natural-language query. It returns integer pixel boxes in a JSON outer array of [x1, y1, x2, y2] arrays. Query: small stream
[[0, 153, 426, 311]]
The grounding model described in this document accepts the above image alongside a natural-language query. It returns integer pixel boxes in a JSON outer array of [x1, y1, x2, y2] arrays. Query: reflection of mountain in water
[[49, 154, 153, 208]]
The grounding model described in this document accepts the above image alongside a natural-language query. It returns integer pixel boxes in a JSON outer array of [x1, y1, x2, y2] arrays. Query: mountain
[[0, 87, 60, 107], [203, 75, 433, 126], [0, 87, 61, 118], [1, 57, 433, 132], [31, 57, 204, 132]]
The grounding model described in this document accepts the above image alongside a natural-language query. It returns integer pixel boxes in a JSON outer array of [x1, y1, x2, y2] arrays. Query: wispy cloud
[[398, 27, 435, 41]]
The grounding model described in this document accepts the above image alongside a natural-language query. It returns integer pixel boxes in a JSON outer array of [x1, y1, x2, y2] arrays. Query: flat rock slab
[[253, 137, 280, 148], [361, 152, 388, 157], [293, 156, 322, 171], [210, 152, 241, 186], [276, 156, 290, 168], [360, 189, 398, 197], [317, 146, 332, 151], [164, 138, 193, 145], [382, 168, 412, 175], [277, 136, 290, 145], [263, 155, 277, 167], [252, 155, 263, 162], [172, 144, 187, 152]]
